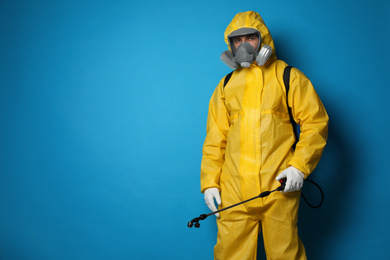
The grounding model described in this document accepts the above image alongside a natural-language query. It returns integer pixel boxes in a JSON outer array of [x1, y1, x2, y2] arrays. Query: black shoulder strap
[[283, 66, 293, 99], [283, 65, 299, 147], [223, 71, 234, 88]]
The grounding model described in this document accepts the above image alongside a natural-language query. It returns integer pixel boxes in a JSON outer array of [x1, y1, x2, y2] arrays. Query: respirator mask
[[220, 28, 273, 69]]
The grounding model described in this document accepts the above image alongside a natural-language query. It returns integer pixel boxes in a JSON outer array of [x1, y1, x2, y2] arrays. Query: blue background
[[1, 0, 389, 259]]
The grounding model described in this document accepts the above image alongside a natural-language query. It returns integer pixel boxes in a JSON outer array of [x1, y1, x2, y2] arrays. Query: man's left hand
[[276, 166, 305, 193]]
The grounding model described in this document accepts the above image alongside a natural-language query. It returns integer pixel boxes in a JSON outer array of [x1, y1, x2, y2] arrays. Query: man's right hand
[[204, 188, 222, 218]]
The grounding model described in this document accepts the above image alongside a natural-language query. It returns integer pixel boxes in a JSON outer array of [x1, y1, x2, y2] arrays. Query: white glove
[[204, 188, 221, 218], [276, 166, 305, 193]]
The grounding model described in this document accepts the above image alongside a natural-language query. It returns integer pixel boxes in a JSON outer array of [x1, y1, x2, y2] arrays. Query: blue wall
[[0, 0, 389, 259]]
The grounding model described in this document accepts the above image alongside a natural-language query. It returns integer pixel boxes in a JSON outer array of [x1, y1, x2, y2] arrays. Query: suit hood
[[224, 11, 277, 61]]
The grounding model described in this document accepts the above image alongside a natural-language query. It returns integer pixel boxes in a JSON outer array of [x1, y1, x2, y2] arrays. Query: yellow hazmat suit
[[200, 11, 329, 260]]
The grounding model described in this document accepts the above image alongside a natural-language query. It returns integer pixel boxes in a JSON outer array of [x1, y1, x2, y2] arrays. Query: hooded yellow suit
[[200, 11, 328, 260]]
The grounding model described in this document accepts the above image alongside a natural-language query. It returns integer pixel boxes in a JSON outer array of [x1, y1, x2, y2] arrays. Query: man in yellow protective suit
[[200, 11, 329, 260]]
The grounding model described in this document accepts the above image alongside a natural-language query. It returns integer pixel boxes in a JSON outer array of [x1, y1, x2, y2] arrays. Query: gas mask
[[220, 29, 273, 69]]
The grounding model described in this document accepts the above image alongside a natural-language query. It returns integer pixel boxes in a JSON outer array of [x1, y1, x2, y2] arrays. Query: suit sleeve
[[200, 79, 230, 193], [287, 68, 329, 177]]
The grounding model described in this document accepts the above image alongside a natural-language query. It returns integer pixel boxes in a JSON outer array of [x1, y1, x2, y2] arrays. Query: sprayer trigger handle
[[278, 178, 287, 191]]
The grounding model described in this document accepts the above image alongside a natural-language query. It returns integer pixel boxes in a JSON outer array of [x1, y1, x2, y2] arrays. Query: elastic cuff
[[288, 161, 309, 179], [201, 185, 221, 193]]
